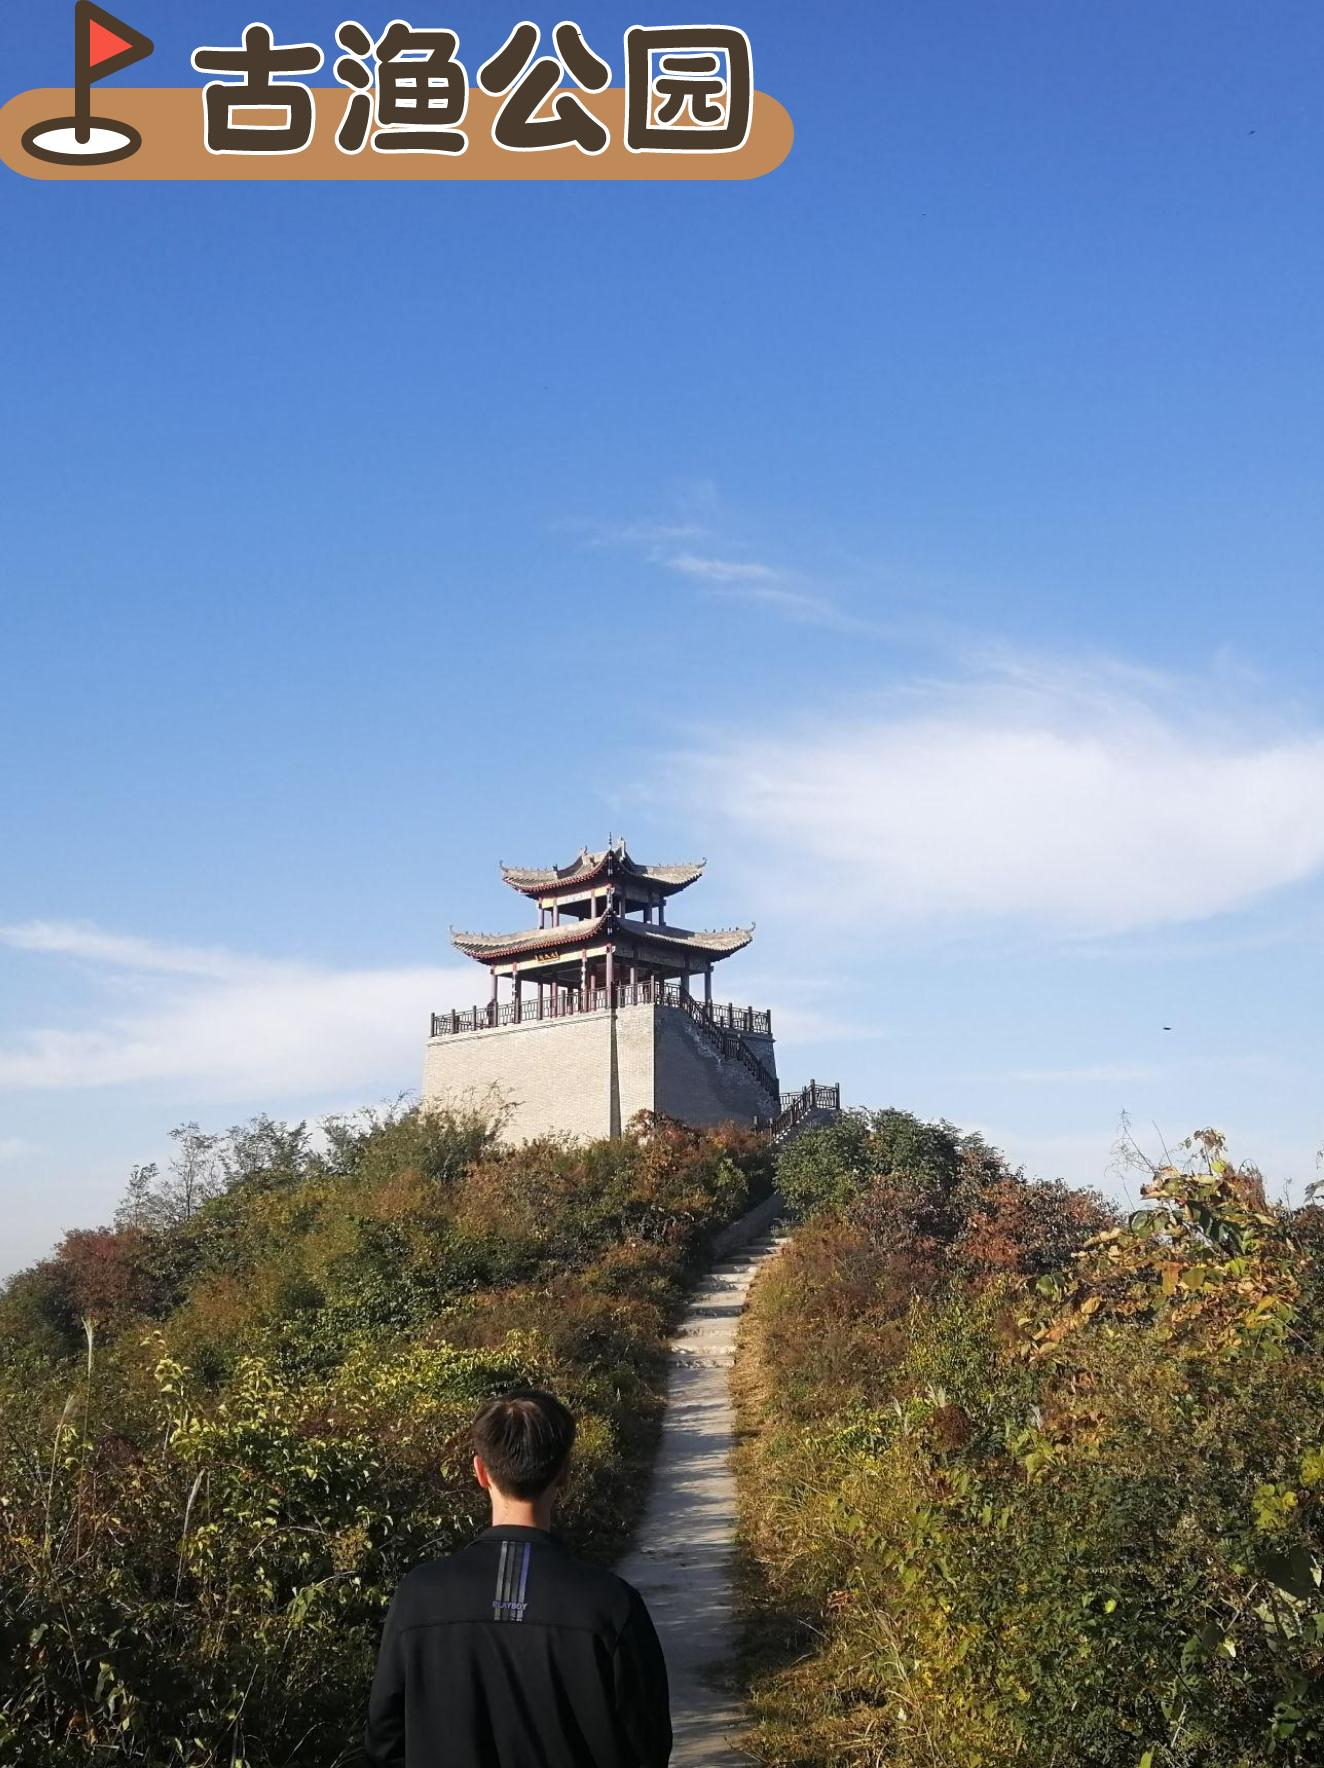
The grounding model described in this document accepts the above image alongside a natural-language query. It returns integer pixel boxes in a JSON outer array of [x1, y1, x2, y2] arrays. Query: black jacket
[[364, 1526, 671, 1768]]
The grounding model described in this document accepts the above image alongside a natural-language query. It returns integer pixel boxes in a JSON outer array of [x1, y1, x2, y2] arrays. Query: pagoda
[[422, 838, 800, 1142], [452, 840, 754, 1016]]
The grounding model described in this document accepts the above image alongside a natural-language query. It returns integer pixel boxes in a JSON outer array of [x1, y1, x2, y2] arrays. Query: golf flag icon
[[23, 2, 154, 166]]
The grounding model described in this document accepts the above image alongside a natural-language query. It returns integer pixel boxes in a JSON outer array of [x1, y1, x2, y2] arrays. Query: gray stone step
[[616, 1201, 790, 1766]]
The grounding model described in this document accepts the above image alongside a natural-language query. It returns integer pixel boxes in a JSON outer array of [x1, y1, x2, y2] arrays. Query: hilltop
[[0, 1104, 773, 1766]]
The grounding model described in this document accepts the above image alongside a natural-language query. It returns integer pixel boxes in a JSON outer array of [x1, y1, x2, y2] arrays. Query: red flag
[[77, 1, 153, 87]]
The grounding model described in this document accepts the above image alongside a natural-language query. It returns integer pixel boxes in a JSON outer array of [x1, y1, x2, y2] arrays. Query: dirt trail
[[616, 1219, 785, 1766]]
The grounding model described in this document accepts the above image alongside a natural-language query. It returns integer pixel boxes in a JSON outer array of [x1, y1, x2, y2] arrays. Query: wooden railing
[[674, 991, 780, 1100], [758, 1081, 842, 1143], [430, 984, 771, 1040]]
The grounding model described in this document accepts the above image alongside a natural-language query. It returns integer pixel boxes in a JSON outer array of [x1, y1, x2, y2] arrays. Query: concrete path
[[616, 1219, 786, 1766]]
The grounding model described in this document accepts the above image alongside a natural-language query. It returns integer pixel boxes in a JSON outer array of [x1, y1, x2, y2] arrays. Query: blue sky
[[3, 1, 1323, 1275]]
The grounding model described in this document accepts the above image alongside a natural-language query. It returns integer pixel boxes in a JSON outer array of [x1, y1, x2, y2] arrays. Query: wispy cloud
[[0, 1137, 37, 1162], [570, 500, 888, 637], [570, 517, 710, 548], [709, 584, 889, 636], [0, 925, 477, 1097], [1009, 1063, 1157, 1084], [663, 553, 891, 637], [671, 653, 1324, 939], [666, 553, 783, 584], [1, 921, 250, 980]]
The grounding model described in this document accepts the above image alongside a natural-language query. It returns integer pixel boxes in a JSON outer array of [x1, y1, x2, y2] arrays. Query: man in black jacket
[[364, 1388, 672, 1768]]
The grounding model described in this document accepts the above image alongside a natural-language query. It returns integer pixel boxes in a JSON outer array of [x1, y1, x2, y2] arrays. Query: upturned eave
[[450, 915, 752, 967], [499, 842, 705, 898]]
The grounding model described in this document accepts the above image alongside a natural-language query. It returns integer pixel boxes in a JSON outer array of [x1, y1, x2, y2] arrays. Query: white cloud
[[707, 584, 886, 636], [0, 926, 479, 1097], [667, 553, 783, 584], [0, 1137, 37, 1162], [662, 553, 887, 635], [677, 657, 1324, 938], [574, 501, 885, 636], [1009, 1063, 1157, 1084], [568, 517, 710, 548], [0, 921, 245, 979]]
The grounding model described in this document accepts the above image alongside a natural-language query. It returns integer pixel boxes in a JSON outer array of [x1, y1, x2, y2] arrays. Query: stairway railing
[[760, 1080, 842, 1143], [674, 990, 780, 1100]]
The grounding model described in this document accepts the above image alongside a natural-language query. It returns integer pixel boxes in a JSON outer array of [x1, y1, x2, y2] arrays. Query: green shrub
[[738, 1128, 1324, 1768], [0, 1105, 765, 1765], [778, 1107, 1014, 1232]]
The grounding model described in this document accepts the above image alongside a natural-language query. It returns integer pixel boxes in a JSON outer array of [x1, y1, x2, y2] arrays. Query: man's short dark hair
[[472, 1389, 576, 1499]]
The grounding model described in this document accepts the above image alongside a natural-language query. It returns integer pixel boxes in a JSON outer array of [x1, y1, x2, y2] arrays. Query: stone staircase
[[615, 1210, 789, 1765]]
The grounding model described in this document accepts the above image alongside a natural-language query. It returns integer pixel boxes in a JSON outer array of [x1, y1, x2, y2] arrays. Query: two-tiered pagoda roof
[[450, 837, 752, 990]]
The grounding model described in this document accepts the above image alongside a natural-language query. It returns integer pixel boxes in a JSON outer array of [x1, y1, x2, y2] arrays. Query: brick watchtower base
[[423, 981, 779, 1142]]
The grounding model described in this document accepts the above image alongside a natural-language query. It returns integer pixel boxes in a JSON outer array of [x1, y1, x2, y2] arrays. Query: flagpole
[[22, 4, 154, 167], [74, 1, 92, 143]]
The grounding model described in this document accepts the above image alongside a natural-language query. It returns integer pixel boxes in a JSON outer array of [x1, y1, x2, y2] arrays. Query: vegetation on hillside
[[0, 1104, 772, 1767], [737, 1111, 1324, 1768]]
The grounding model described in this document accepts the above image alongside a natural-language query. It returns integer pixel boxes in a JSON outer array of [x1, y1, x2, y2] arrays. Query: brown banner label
[[1, 87, 792, 180]]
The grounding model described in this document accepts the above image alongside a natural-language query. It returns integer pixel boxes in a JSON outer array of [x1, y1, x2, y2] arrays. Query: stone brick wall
[[421, 1001, 777, 1142], [652, 1009, 777, 1128]]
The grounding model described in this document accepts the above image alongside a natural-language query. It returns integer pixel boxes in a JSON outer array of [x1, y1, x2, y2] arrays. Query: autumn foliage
[[738, 1113, 1324, 1768], [0, 1105, 770, 1767]]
